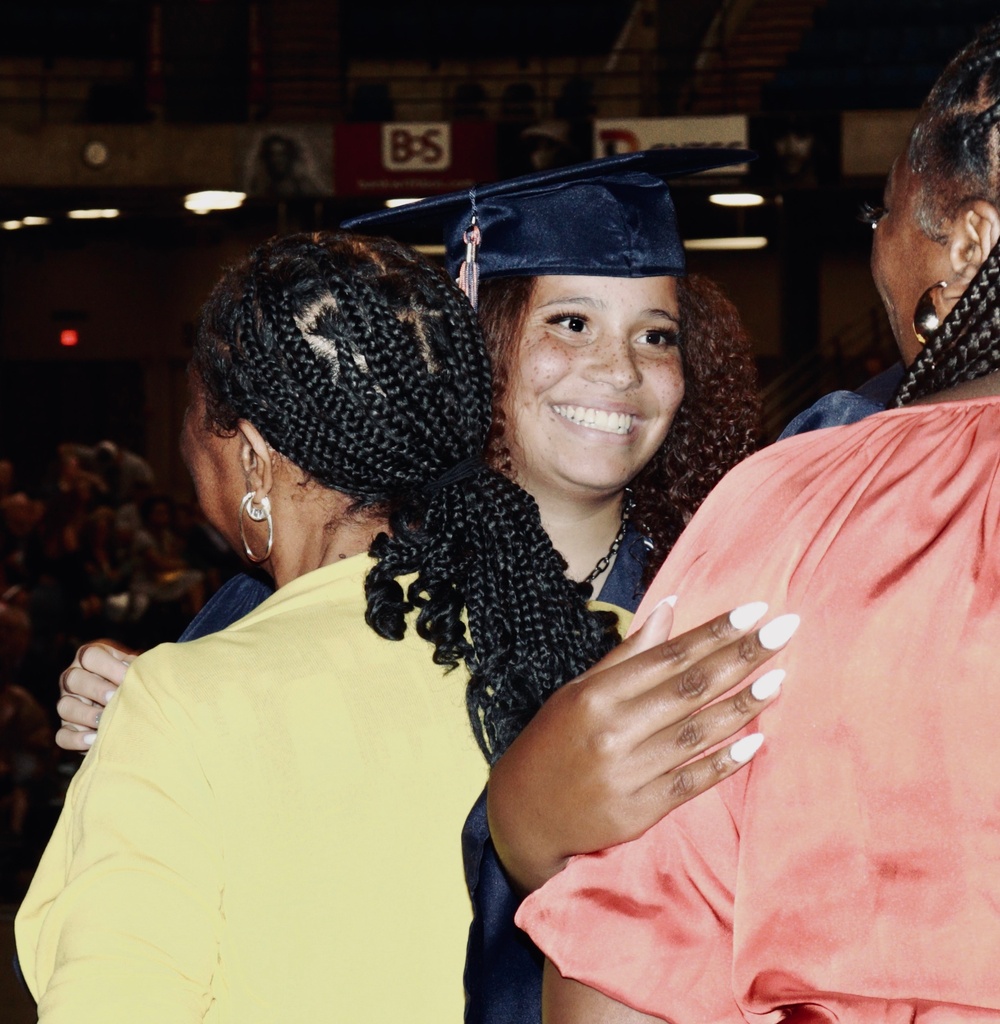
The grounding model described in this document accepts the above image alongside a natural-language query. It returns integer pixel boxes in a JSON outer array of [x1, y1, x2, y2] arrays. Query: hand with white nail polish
[[56, 641, 137, 753], [488, 598, 798, 894]]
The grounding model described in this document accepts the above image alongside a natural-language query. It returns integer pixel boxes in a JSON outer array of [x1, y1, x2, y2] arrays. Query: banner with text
[[334, 122, 497, 197], [593, 116, 750, 173]]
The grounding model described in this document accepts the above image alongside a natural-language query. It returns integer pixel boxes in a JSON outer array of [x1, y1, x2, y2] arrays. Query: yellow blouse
[[17, 555, 489, 1023]]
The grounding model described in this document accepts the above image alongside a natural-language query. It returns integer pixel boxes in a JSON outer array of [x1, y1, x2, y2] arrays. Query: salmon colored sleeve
[[516, 787, 747, 1023]]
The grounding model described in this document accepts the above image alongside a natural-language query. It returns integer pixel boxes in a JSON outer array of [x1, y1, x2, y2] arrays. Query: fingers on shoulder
[[646, 732, 763, 812], [59, 665, 119, 705], [57, 693, 102, 728], [55, 723, 96, 753], [670, 611, 799, 704], [77, 643, 133, 689]]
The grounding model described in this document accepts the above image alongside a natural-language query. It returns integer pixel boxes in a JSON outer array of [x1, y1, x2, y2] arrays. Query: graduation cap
[[340, 148, 754, 304]]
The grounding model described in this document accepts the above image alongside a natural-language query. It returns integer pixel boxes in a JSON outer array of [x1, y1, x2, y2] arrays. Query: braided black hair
[[894, 16, 1000, 405], [193, 231, 619, 763]]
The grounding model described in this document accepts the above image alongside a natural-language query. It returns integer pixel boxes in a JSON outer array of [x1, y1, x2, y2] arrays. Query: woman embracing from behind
[[519, 17, 1000, 1023], [15, 231, 622, 1023]]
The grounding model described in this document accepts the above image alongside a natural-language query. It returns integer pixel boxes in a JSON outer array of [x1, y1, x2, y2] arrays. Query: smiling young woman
[[496, 274, 684, 586]]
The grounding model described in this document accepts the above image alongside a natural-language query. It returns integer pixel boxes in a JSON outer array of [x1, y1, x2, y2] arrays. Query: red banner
[[334, 122, 497, 197]]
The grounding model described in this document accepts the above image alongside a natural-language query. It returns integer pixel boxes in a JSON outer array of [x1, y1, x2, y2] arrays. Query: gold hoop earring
[[913, 280, 948, 346], [239, 491, 273, 563]]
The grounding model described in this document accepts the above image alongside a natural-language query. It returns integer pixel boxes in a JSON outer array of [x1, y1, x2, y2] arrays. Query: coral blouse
[[518, 398, 1000, 1022]]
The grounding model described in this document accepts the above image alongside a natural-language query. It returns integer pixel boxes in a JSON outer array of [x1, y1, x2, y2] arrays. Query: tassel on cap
[[456, 189, 481, 308]]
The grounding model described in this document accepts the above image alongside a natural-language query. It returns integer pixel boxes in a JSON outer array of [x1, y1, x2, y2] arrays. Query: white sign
[[594, 116, 749, 173], [381, 123, 452, 171]]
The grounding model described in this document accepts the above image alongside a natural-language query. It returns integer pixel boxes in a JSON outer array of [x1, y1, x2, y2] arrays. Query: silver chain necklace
[[583, 488, 634, 585]]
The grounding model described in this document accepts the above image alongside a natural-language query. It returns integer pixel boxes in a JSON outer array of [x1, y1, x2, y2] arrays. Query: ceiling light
[[684, 236, 768, 251], [385, 197, 424, 208], [21, 216, 51, 226], [2, 220, 22, 230], [183, 190, 246, 213], [708, 193, 765, 207], [68, 208, 120, 220]]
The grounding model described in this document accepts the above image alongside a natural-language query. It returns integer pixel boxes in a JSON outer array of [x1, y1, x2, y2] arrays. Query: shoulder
[[667, 399, 986, 566], [672, 409, 893, 536], [137, 561, 374, 697], [178, 573, 275, 642], [855, 363, 903, 403], [778, 390, 885, 440]]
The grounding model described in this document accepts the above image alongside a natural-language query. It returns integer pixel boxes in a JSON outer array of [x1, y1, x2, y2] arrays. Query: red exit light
[[60, 329, 79, 347]]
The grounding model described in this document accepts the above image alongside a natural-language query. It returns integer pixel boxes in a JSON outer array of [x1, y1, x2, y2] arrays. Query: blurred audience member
[[0, 493, 44, 593], [50, 447, 106, 507], [174, 501, 244, 595], [0, 602, 55, 898], [61, 440, 154, 508], [128, 495, 205, 642]]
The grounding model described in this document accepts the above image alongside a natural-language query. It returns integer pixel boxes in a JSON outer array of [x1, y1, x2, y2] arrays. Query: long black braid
[[193, 231, 619, 763], [894, 16, 1000, 405]]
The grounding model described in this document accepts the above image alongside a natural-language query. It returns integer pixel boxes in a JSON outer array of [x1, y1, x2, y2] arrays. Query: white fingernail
[[758, 613, 800, 650], [751, 669, 784, 701], [729, 601, 767, 630], [104, 690, 116, 703], [651, 594, 678, 612], [730, 732, 764, 763], [83, 732, 96, 746]]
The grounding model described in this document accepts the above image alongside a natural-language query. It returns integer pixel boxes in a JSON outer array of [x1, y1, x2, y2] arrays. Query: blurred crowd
[[0, 440, 243, 897]]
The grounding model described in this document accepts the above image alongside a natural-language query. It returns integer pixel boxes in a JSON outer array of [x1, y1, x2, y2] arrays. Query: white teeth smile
[[553, 405, 634, 435]]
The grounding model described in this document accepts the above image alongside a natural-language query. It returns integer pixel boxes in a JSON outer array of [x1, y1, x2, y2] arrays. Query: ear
[[236, 420, 274, 499], [943, 200, 1000, 303]]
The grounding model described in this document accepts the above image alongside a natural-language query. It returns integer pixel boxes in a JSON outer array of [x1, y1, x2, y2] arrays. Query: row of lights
[[5, 208, 125, 229], [1, 190, 248, 230], [2, 188, 768, 237], [697, 192, 767, 250]]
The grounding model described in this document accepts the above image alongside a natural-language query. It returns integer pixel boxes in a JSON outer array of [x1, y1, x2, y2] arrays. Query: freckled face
[[870, 158, 952, 365], [505, 274, 684, 503], [180, 378, 244, 551]]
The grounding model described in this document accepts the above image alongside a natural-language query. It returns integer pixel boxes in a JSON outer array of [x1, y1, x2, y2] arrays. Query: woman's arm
[[18, 651, 222, 1023], [487, 599, 796, 893]]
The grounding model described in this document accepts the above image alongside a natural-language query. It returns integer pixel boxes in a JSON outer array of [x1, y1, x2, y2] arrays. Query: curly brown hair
[[477, 272, 760, 586]]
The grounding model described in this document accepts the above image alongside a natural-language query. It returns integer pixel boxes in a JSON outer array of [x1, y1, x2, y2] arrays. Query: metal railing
[[0, 45, 766, 127]]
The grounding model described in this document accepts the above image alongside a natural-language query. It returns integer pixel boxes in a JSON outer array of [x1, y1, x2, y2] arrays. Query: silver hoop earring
[[239, 491, 273, 563], [913, 280, 948, 347]]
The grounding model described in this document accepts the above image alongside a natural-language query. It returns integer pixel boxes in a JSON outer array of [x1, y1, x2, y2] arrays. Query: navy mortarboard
[[341, 148, 754, 304]]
